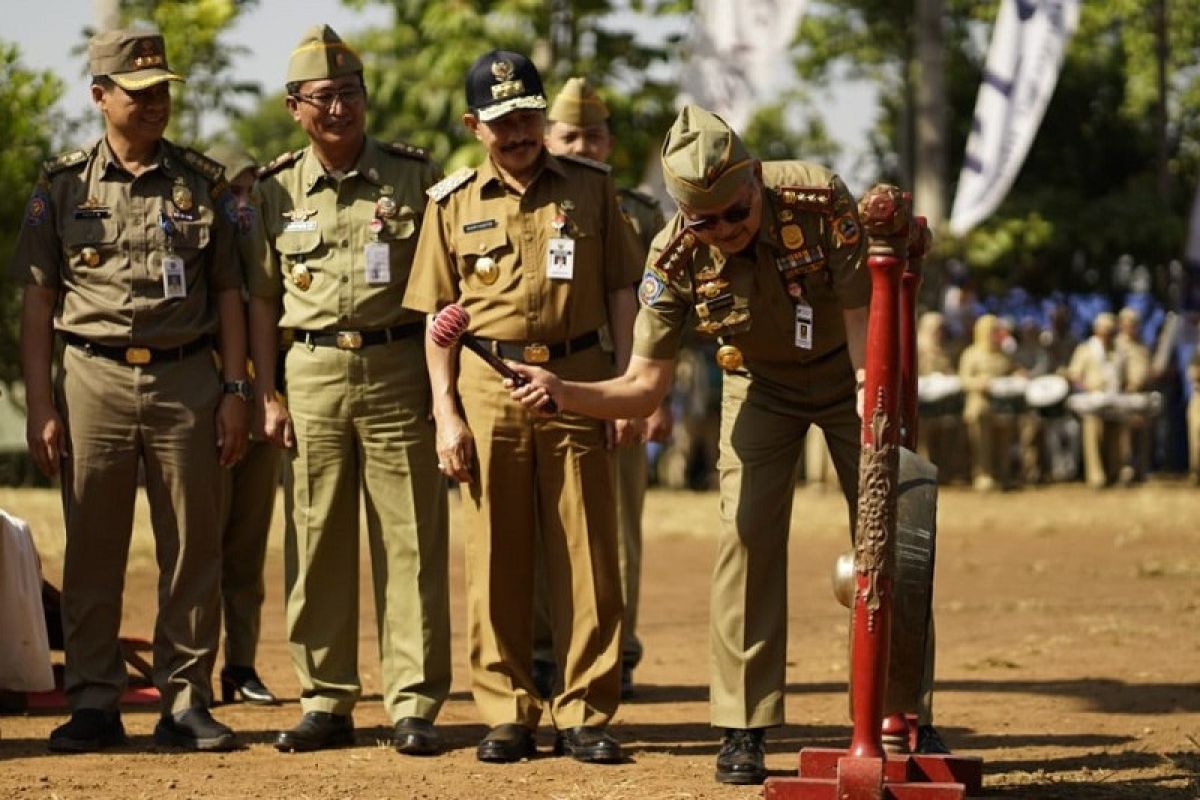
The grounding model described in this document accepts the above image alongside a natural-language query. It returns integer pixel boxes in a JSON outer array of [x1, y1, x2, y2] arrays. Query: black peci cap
[[465, 50, 547, 122]]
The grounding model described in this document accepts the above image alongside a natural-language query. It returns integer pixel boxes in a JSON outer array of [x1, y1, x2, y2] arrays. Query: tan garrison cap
[[548, 77, 609, 127], [205, 142, 257, 182], [661, 105, 753, 209], [88, 29, 184, 91], [286, 24, 363, 84]]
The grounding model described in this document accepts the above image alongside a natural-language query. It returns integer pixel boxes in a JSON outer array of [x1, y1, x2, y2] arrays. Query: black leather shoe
[[714, 728, 767, 785], [916, 724, 951, 754], [220, 665, 278, 705], [154, 707, 237, 752], [554, 725, 622, 764], [476, 723, 536, 763], [275, 711, 355, 753], [531, 658, 557, 699], [393, 716, 440, 756], [49, 709, 127, 753]]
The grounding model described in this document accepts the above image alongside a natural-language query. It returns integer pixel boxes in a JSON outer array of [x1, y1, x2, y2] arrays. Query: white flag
[[948, 0, 1080, 236], [681, 0, 807, 131]]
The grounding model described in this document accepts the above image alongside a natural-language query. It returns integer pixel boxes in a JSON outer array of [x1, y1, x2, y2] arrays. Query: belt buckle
[[335, 331, 363, 350], [124, 347, 152, 365], [523, 343, 550, 364]]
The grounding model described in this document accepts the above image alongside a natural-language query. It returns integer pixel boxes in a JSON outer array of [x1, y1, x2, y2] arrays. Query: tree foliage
[[0, 43, 64, 383]]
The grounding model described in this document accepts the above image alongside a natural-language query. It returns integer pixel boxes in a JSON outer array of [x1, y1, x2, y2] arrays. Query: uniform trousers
[[57, 345, 222, 715], [283, 335, 450, 721], [220, 439, 280, 668], [1189, 395, 1200, 480], [458, 347, 622, 730], [1079, 414, 1122, 488]]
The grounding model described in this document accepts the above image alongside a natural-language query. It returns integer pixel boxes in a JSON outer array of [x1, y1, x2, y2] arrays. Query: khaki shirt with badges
[[245, 138, 439, 331], [12, 138, 242, 347], [404, 153, 643, 342], [634, 161, 868, 395]]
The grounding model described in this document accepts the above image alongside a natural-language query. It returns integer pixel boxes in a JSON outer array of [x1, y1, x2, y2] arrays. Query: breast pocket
[[274, 228, 325, 290], [62, 217, 122, 276], [382, 205, 418, 242], [455, 227, 511, 292]]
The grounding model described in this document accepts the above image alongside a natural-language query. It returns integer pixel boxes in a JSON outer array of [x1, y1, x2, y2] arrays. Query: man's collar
[[476, 148, 562, 194], [97, 137, 168, 179], [301, 137, 373, 194]]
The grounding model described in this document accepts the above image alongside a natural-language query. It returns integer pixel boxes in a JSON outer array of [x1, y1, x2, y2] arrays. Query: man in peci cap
[[403, 51, 644, 764], [11, 28, 249, 752], [508, 105, 954, 782], [532, 76, 672, 699], [243, 24, 451, 755], [204, 142, 281, 707]]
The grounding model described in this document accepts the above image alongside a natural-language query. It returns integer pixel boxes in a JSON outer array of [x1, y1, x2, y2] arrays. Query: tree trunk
[[913, 0, 947, 228]]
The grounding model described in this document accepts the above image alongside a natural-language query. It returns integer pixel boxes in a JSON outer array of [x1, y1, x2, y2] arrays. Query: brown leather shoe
[[554, 725, 622, 764], [393, 716, 440, 756], [476, 723, 536, 763]]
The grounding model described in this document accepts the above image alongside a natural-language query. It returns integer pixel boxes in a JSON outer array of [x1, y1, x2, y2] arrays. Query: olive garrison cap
[[286, 24, 363, 84], [205, 142, 257, 182], [548, 77, 609, 127], [661, 105, 754, 209], [88, 28, 184, 91], [465, 50, 546, 122]]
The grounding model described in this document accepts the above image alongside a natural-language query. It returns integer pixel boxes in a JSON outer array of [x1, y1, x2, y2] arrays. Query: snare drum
[[917, 373, 964, 417], [1025, 374, 1070, 418], [987, 375, 1029, 415]]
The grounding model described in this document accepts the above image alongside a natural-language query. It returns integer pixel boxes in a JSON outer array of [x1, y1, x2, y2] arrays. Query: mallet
[[428, 303, 558, 413]]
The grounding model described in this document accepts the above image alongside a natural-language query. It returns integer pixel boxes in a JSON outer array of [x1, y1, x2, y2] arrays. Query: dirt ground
[[0, 480, 1198, 799]]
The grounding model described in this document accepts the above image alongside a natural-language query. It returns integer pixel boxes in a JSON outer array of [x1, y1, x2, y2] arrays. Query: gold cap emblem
[[491, 59, 514, 82]]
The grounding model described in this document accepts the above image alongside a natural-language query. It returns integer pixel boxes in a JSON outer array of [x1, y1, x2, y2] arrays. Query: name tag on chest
[[546, 237, 575, 280]]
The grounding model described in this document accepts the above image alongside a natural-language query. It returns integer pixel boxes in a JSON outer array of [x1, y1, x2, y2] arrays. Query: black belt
[[474, 331, 601, 365], [62, 333, 211, 366], [294, 322, 424, 350]]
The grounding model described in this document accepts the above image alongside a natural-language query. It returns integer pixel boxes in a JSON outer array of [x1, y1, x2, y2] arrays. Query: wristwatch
[[221, 379, 254, 401]]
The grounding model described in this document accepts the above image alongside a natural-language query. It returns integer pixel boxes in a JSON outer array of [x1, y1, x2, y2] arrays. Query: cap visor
[[111, 69, 186, 91], [477, 95, 547, 123]]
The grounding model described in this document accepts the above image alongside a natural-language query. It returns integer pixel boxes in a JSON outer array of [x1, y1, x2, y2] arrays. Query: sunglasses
[[682, 196, 754, 231]]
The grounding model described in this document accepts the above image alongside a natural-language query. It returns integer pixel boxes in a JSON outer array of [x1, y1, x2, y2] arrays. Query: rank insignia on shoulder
[[653, 226, 699, 278], [558, 153, 612, 173], [777, 186, 834, 217], [43, 149, 88, 177], [382, 140, 430, 160], [638, 270, 666, 307], [427, 167, 475, 202], [834, 212, 861, 246], [260, 149, 304, 178]]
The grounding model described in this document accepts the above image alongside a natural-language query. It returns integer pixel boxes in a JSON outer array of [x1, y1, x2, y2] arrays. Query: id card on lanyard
[[794, 300, 813, 350]]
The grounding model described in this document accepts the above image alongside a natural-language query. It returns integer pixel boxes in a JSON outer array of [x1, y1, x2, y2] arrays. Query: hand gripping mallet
[[428, 303, 558, 413]]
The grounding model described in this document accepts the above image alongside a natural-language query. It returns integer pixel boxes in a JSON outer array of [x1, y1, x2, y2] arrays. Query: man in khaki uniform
[[244, 25, 450, 755], [958, 314, 1017, 491], [506, 105, 884, 783], [1068, 312, 1126, 488], [403, 51, 642, 765], [12, 29, 248, 752], [205, 143, 280, 706], [532, 76, 671, 698], [1116, 307, 1154, 482], [916, 311, 965, 482]]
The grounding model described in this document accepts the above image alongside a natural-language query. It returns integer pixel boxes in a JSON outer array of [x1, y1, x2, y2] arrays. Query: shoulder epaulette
[[558, 153, 612, 174], [618, 187, 660, 209], [381, 140, 430, 161], [42, 149, 89, 177], [426, 167, 475, 202], [652, 225, 700, 279], [173, 144, 230, 197], [259, 148, 305, 179], [775, 185, 834, 217]]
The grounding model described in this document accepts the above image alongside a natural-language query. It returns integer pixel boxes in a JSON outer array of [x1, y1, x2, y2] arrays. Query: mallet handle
[[460, 334, 559, 414]]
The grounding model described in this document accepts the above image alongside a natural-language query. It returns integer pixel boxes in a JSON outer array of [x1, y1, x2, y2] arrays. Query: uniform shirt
[[617, 188, 666, 256], [958, 343, 1015, 417], [633, 161, 869, 391], [246, 138, 439, 331], [11, 138, 241, 348], [1067, 337, 1124, 393], [404, 153, 643, 342], [1116, 333, 1152, 392]]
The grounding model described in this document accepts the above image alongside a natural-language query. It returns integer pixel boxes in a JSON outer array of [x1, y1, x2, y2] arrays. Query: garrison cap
[[465, 50, 546, 122], [286, 24, 363, 84], [205, 142, 257, 182], [661, 104, 754, 210], [88, 29, 184, 91], [548, 77, 609, 127]]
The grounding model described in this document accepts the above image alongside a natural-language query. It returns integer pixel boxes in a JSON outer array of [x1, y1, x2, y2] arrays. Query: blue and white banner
[[681, 0, 807, 131], [948, 0, 1080, 236]]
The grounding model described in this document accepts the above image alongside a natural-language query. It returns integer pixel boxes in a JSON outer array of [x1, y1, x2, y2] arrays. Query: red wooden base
[[763, 748, 983, 800]]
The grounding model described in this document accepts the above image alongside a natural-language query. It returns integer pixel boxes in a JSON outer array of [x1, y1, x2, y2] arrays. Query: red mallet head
[[429, 303, 471, 348]]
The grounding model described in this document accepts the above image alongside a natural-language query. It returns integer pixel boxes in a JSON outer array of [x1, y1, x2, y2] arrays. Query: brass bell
[[715, 344, 744, 371], [292, 263, 312, 290], [80, 247, 100, 268], [475, 256, 498, 285]]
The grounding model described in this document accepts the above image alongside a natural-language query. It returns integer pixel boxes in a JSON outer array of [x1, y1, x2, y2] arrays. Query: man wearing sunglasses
[[506, 105, 882, 783], [243, 24, 450, 757]]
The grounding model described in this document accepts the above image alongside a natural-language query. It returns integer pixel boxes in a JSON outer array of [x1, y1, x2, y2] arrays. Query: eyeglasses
[[681, 196, 754, 231], [291, 88, 365, 110]]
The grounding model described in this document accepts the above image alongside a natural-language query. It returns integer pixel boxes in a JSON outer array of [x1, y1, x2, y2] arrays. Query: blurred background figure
[[915, 311, 965, 483], [959, 314, 1018, 491], [1116, 307, 1156, 483], [1068, 313, 1126, 488]]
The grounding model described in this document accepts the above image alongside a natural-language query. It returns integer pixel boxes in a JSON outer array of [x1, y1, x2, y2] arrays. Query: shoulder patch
[[618, 187, 659, 209], [638, 269, 667, 308], [558, 153, 612, 174], [652, 225, 700, 279], [42, 149, 88, 178], [259, 149, 304, 179], [775, 185, 834, 218], [381, 140, 430, 161], [426, 167, 475, 202]]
